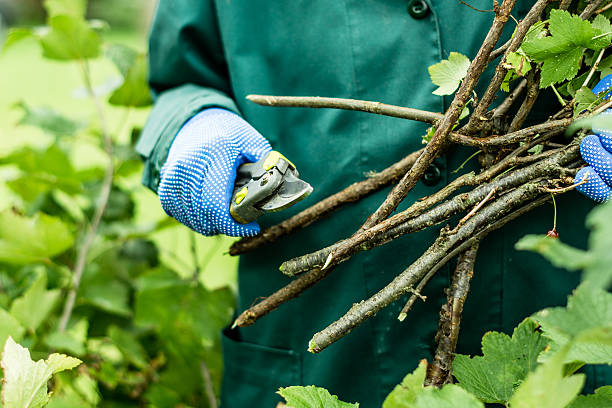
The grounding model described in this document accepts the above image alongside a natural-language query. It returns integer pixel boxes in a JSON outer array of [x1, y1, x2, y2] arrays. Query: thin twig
[[465, 0, 551, 133], [542, 173, 589, 193], [492, 79, 527, 118], [247, 95, 444, 124], [596, 2, 612, 14], [59, 60, 114, 332], [582, 49, 606, 89], [454, 187, 497, 230], [508, 69, 541, 133], [581, 0, 608, 19], [200, 361, 218, 408], [450, 118, 571, 147], [425, 243, 480, 387]]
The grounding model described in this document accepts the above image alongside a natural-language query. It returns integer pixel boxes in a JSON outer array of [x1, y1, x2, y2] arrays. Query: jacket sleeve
[[136, 0, 238, 192]]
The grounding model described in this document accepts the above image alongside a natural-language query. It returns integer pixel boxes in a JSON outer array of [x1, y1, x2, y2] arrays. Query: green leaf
[[584, 201, 612, 288], [0, 308, 25, 349], [508, 346, 584, 408], [452, 319, 548, 404], [0, 210, 74, 264], [516, 200, 612, 289], [45, 319, 88, 356], [2, 28, 33, 52], [106, 43, 138, 77], [39, 15, 102, 60], [277, 385, 359, 408], [534, 282, 612, 365], [108, 52, 152, 107], [568, 113, 612, 138], [574, 87, 600, 115], [522, 10, 605, 88], [43, 0, 87, 18], [515, 235, 592, 271], [80, 280, 131, 317], [1, 337, 81, 408], [568, 386, 612, 408], [14, 101, 83, 136], [591, 14, 612, 50], [134, 269, 234, 344], [428, 52, 470, 96], [108, 326, 148, 369], [10, 271, 61, 332], [413, 385, 483, 408], [503, 51, 532, 77], [383, 360, 427, 408]]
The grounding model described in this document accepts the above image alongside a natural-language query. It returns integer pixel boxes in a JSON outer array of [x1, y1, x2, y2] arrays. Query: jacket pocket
[[220, 329, 301, 407]]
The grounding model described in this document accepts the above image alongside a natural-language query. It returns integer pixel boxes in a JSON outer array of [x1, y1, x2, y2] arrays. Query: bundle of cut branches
[[228, 0, 612, 386]]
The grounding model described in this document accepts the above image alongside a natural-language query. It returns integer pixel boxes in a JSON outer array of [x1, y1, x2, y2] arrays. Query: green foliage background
[[0, 1, 240, 406]]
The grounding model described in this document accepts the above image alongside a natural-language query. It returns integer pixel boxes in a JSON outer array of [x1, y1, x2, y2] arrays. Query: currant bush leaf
[[43, 0, 87, 18], [0, 308, 25, 348], [108, 52, 152, 107], [574, 87, 599, 115], [277, 385, 359, 408], [452, 319, 547, 404], [534, 282, 612, 366], [591, 14, 612, 50], [522, 10, 607, 88], [10, 271, 61, 332], [584, 200, 612, 288], [2, 28, 33, 52], [428, 52, 470, 96], [514, 235, 592, 271], [413, 385, 483, 408], [508, 346, 585, 408], [516, 200, 612, 288], [14, 101, 84, 136], [383, 359, 427, 408], [1, 337, 81, 408], [568, 386, 612, 408], [0, 210, 74, 264], [39, 15, 102, 60]]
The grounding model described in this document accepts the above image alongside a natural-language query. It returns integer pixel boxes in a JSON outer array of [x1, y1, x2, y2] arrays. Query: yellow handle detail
[[234, 186, 248, 204], [263, 151, 295, 171]]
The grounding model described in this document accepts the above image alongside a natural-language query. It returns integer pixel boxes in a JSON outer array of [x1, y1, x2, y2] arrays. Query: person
[[137, 1, 612, 406]]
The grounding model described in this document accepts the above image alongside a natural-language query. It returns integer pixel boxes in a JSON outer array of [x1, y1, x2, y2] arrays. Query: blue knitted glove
[[575, 75, 612, 202], [158, 108, 272, 237]]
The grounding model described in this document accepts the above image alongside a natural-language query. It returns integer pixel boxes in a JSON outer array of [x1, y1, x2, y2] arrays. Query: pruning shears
[[230, 151, 313, 224]]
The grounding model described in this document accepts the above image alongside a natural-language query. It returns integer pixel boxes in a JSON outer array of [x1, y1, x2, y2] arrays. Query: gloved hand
[[575, 75, 612, 203], [158, 108, 272, 237]]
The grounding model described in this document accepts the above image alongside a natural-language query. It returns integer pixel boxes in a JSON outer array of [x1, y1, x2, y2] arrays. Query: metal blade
[[258, 172, 313, 212]]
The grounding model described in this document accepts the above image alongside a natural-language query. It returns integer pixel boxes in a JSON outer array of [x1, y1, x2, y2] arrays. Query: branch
[[232, 265, 334, 328], [59, 60, 114, 332], [581, 0, 608, 19], [449, 118, 571, 148], [465, 0, 551, 133], [229, 148, 424, 255], [280, 142, 577, 276], [357, 0, 518, 231], [508, 69, 541, 132], [247, 95, 444, 124], [307, 186, 551, 353], [425, 243, 479, 387]]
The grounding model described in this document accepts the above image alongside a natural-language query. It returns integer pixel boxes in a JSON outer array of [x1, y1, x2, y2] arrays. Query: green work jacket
[[138, 1, 610, 406]]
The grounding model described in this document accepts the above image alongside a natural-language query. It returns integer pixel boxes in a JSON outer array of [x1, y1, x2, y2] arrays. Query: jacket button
[[408, 0, 430, 19], [422, 163, 442, 186]]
